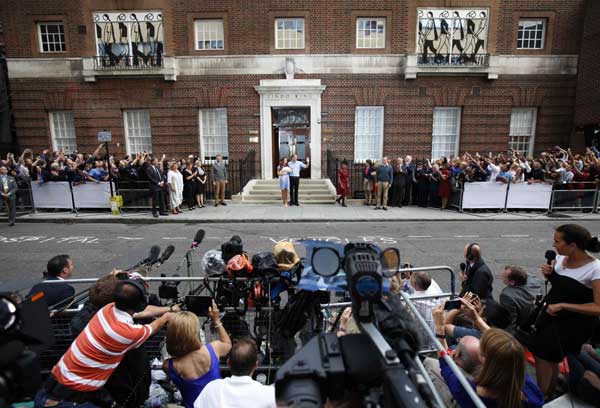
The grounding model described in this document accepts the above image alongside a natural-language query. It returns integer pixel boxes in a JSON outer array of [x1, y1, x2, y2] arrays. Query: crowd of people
[[355, 145, 600, 210], [20, 222, 600, 407]]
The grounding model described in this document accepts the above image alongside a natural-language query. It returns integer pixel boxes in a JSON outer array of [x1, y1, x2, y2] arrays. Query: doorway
[[272, 107, 311, 178]]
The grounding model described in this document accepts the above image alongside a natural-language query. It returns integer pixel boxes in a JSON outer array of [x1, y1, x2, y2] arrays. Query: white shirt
[[288, 160, 307, 177], [555, 255, 600, 289], [194, 375, 275, 408], [486, 163, 500, 182], [409, 279, 444, 349]]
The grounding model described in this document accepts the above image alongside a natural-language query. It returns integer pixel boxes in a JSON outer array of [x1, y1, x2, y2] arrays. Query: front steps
[[232, 179, 337, 204]]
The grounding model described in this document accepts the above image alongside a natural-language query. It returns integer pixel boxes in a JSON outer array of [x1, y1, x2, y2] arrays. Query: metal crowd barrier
[[454, 180, 600, 213]]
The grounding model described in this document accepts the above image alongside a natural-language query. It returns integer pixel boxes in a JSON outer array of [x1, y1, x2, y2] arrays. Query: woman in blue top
[[163, 302, 232, 408], [278, 157, 291, 207], [439, 325, 544, 408]]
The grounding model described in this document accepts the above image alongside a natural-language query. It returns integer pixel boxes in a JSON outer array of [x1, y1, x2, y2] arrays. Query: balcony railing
[[417, 53, 490, 67], [93, 55, 164, 70]]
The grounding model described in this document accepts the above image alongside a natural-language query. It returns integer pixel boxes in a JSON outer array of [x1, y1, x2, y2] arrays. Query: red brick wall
[[574, 0, 600, 127], [0, 0, 586, 57]]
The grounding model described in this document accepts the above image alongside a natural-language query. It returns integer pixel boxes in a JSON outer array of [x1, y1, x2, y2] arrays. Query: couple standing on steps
[[278, 154, 310, 207]]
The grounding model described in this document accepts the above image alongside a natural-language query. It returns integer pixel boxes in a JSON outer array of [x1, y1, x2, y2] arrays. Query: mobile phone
[[185, 295, 212, 316], [444, 299, 462, 311]]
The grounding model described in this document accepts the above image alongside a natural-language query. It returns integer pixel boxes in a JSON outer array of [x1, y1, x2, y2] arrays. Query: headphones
[[124, 279, 149, 313], [466, 243, 479, 261]]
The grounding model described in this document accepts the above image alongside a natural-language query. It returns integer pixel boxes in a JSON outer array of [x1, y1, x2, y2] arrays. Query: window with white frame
[[124, 110, 152, 154], [431, 107, 461, 159], [356, 18, 386, 49], [509, 108, 537, 155], [354, 107, 384, 162], [199, 108, 229, 161], [49, 111, 76, 153], [517, 19, 545, 49], [275, 18, 305, 49], [38, 22, 66, 52], [195, 19, 224, 50]]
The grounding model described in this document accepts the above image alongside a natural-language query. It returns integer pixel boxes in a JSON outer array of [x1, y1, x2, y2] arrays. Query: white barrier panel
[[506, 183, 553, 209], [31, 182, 73, 209], [462, 182, 508, 209], [72, 182, 112, 209]]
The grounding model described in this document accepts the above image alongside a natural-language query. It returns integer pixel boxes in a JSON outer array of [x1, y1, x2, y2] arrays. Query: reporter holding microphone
[[524, 224, 600, 398]]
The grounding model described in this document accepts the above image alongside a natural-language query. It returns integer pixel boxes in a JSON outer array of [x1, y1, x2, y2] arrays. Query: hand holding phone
[[444, 299, 462, 311]]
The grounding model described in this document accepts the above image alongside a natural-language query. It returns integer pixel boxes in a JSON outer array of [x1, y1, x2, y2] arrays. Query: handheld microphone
[[154, 245, 175, 267], [460, 262, 467, 273], [191, 229, 205, 249], [545, 250, 557, 265]]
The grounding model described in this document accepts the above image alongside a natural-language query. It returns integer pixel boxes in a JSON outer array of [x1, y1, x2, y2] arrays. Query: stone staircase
[[232, 178, 337, 204]]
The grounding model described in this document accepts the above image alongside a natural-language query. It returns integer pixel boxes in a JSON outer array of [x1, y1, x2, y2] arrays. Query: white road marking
[[163, 237, 188, 240], [117, 237, 144, 240], [454, 235, 480, 238], [407, 235, 432, 238], [500, 234, 530, 238]]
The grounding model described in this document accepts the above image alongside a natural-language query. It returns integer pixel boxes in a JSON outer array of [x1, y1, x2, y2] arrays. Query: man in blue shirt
[[89, 160, 109, 181], [287, 154, 309, 206], [375, 157, 393, 210]]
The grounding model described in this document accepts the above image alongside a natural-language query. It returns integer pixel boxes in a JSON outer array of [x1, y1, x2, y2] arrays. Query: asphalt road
[[1, 220, 599, 297]]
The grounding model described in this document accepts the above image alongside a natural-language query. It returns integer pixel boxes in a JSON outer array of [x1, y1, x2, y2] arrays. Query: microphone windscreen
[[193, 229, 205, 244], [545, 250, 557, 262], [160, 245, 175, 262], [148, 245, 161, 263]]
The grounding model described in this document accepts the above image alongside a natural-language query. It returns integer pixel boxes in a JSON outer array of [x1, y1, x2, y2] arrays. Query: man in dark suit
[[29, 255, 75, 308], [146, 157, 168, 218], [459, 243, 494, 300], [0, 163, 17, 226]]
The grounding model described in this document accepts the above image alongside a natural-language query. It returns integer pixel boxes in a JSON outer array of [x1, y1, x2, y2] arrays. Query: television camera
[[275, 242, 438, 408]]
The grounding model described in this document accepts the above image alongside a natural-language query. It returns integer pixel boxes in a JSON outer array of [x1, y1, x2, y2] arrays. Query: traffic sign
[[98, 131, 112, 142]]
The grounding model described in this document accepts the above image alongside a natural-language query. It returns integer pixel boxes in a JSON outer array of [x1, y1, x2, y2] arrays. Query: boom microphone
[[545, 250, 557, 265], [154, 245, 175, 267], [191, 229, 205, 249]]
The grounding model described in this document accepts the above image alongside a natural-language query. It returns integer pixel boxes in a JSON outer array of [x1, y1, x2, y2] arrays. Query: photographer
[[433, 305, 543, 408], [521, 224, 600, 397], [162, 301, 232, 408], [36, 280, 174, 407]]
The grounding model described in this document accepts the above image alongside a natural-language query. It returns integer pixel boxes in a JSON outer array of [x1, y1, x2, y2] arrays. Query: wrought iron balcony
[[93, 55, 164, 70], [417, 53, 490, 67]]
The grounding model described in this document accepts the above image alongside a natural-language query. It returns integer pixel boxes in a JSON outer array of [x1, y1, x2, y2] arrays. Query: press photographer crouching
[[35, 280, 175, 408], [517, 224, 600, 398]]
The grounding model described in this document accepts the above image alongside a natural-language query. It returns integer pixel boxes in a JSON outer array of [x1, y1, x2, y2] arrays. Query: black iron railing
[[93, 55, 164, 70], [417, 53, 489, 67]]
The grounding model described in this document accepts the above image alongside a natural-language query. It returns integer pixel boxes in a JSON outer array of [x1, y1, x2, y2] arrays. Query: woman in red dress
[[438, 163, 452, 209], [336, 160, 349, 207]]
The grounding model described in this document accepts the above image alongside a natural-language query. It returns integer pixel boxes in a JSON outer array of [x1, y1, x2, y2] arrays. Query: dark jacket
[[376, 164, 394, 183], [146, 164, 164, 192], [460, 258, 494, 300], [28, 276, 75, 308], [499, 278, 542, 335]]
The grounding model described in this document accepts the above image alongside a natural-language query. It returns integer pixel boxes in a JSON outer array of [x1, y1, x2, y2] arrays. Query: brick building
[[0, 0, 595, 180]]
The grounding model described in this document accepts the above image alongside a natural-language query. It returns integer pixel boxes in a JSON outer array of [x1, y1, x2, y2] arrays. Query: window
[[195, 19, 224, 50], [509, 108, 537, 155], [356, 18, 386, 49], [517, 19, 545, 49], [275, 18, 305, 49], [93, 11, 164, 67], [199, 108, 229, 161], [38, 22, 66, 52], [431, 107, 461, 159], [354, 107, 384, 162], [124, 110, 152, 154], [49, 111, 76, 153]]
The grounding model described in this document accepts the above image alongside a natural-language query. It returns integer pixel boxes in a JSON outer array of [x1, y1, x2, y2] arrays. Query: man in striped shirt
[[36, 280, 173, 407]]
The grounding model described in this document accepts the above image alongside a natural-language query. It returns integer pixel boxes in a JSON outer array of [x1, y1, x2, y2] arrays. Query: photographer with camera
[[35, 280, 174, 408], [433, 305, 544, 408], [519, 224, 600, 398], [162, 300, 231, 408]]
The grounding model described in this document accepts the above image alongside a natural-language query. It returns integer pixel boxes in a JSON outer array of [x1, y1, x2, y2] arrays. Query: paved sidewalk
[[3, 201, 599, 224]]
